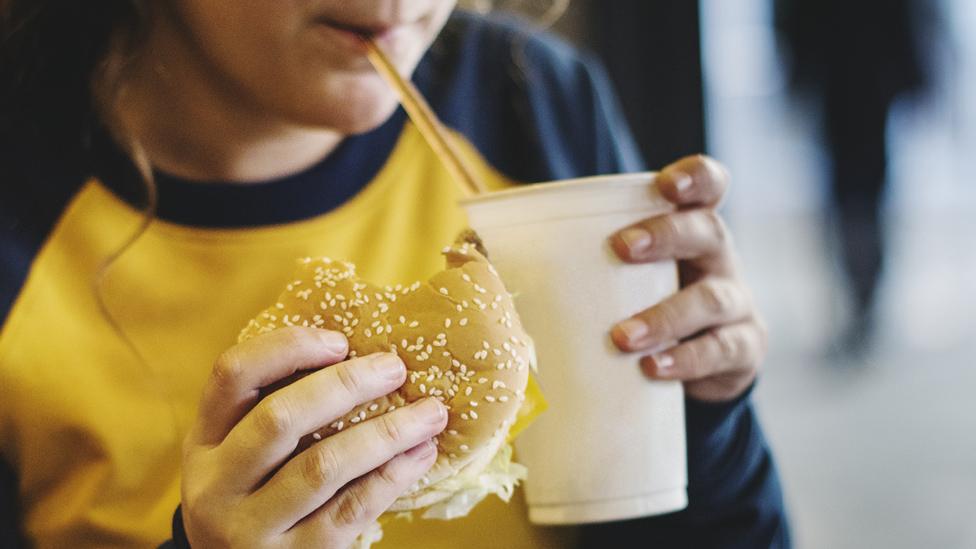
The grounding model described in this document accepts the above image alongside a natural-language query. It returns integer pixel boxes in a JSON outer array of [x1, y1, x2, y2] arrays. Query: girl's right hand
[[180, 326, 447, 548]]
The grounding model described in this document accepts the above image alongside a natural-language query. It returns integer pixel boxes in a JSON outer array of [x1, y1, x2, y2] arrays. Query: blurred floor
[[702, 1, 976, 548]]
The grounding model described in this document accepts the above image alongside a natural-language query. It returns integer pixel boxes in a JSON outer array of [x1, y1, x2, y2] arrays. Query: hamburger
[[238, 234, 537, 545]]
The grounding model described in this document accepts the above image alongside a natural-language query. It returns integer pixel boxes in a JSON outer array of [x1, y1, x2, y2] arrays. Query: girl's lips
[[312, 18, 406, 55], [312, 20, 370, 53]]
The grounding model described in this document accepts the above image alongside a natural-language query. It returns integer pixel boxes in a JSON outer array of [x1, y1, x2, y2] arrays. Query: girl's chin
[[314, 88, 401, 135]]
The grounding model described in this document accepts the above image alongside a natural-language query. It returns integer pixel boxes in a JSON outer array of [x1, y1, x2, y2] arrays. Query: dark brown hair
[[1, 1, 152, 160]]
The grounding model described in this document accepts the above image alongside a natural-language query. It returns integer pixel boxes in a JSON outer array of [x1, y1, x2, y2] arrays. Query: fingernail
[[619, 227, 652, 253], [405, 439, 437, 459], [319, 331, 348, 353], [372, 353, 405, 381], [655, 353, 674, 369], [673, 173, 693, 193], [415, 398, 446, 423], [615, 318, 649, 344]]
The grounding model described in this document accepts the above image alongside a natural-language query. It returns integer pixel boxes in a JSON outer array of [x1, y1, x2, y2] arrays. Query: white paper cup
[[460, 172, 688, 525]]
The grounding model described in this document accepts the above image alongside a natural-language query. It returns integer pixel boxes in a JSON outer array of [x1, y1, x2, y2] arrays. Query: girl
[[1, 1, 788, 547]]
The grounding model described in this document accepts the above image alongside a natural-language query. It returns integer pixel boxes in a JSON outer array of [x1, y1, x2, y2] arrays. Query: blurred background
[[493, 0, 976, 547]]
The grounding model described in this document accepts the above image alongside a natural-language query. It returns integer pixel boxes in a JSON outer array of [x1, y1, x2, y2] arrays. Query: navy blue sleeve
[[156, 505, 190, 549], [0, 458, 24, 548], [422, 13, 791, 548]]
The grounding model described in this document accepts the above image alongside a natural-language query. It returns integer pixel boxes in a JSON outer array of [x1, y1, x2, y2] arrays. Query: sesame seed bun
[[239, 235, 533, 511]]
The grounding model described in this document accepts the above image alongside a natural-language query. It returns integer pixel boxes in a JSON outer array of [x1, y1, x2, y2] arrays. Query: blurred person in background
[[774, 0, 934, 356]]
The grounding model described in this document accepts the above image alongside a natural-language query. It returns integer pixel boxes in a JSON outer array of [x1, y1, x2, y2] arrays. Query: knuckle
[[376, 412, 403, 444], [375, 459, 404, 488], [699, 279, 736, 316], [647, 301, 680, 340], [211, 349, 244, 391], [702, 210, 730, 247], [253, 395, 295, 438], [334, 360, 367, 399], [746, 320, 769, 371], [279, 326, 318, 355], [332, 484, 372, 527], [303, 445, 342, 492], [710, 328, 740, 364]]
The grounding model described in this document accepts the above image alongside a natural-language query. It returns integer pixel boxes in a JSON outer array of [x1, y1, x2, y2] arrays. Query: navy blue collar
[[94, 108, 407, 228]]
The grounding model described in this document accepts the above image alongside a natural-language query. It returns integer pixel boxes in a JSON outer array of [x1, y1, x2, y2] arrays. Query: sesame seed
[[499, 395, 509, 402], [478, 377, 488, 384], [447, 429, 458, 435], [470, 401, 478, 407], [461, 413, 469, 420], [312, 432, 322, 440], [420, 384, 427, 394], [465, 386, 473, 396], [459, 318, 469, 326], [439, 287, 449, 295], [485, 395, 496, 402], [444, 318, 452, 328], [460, 444, 469, 451], [409, 321, 420, 328], [368, 403, 379, 412], [358, 411, 366, 420], [350, 416, 361, 424], [469, 410, 479, 419], [399, 315, 407, 324], [336, 420, 344, 430]]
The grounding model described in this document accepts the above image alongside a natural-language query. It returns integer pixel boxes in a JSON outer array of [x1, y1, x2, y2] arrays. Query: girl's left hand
[[608, 155, 767, 402]]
